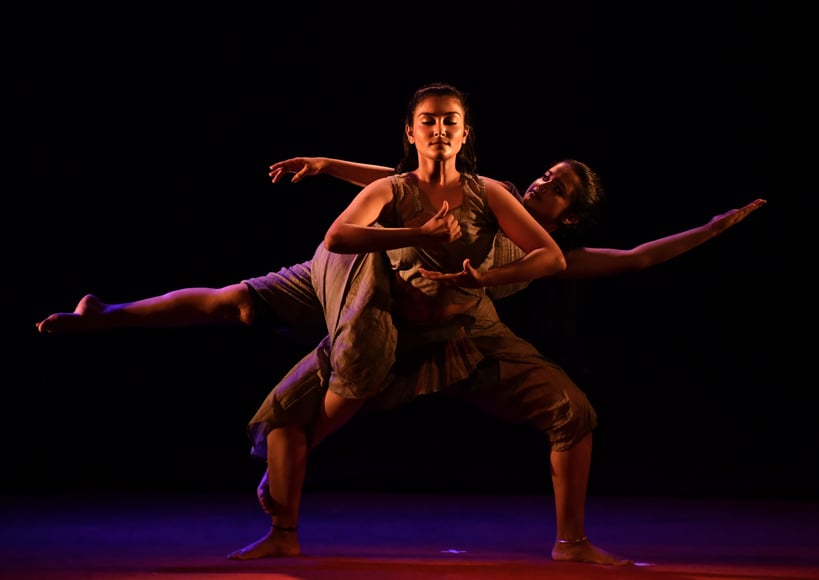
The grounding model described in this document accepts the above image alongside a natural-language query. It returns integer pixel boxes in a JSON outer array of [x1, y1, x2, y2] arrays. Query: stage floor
[[1, 491, 817, 580]]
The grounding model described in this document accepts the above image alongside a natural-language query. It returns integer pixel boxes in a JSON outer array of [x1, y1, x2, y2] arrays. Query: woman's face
[[405, 95, 469, 163], [521, 162, 580, 230]]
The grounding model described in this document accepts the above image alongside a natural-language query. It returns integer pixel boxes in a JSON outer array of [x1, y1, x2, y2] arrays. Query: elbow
[[323, 233, 342, 253], [550, 253, 568, 275], [526, 247, 567, 278], [324, 228, 349, 253]]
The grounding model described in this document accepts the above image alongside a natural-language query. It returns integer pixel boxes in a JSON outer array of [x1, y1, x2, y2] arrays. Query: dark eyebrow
[[417, 110, 462, 117]]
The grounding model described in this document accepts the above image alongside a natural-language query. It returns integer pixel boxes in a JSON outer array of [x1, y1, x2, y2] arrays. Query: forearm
[[324, 224, 422, 253], [629, 199, 766, 267], [562, 223, 720, 279], [631, 222, 718, 267], [480, 248, 567, 286]]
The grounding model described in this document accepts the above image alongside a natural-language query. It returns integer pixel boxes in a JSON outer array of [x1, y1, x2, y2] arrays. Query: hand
[[708, 198, 766, 234], [417, 202, 462, 248], [419, 259, 484, 288], [269, 157, 327, 184]]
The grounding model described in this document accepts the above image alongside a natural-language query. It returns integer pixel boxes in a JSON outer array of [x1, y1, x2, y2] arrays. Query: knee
[[220, 283, 255, 325], [548, 391, 597, 451]]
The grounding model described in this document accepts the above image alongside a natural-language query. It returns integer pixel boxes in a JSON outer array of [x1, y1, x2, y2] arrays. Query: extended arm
[[269, 156, 394, 187], [559, 198, 767, 279]]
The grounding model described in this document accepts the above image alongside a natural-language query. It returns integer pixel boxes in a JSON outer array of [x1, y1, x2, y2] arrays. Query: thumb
[[291, 164, 309, 183], [434, 200, 449, 217]]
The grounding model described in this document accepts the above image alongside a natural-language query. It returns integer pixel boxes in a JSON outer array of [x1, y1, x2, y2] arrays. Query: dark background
[[7, 3, 817, 499]]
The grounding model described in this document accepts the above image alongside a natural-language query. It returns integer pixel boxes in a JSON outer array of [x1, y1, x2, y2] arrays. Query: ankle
[[556, 535, 588, 545]]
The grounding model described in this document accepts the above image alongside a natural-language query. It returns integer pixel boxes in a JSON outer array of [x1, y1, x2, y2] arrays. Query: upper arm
[[485, 180, 553, 253], [330, 177, 394, 227]]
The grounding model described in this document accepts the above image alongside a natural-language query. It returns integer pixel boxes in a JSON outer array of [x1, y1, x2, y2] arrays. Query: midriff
[[392, 274, 478, 324]]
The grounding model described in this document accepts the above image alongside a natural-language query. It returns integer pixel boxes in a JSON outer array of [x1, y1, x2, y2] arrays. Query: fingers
[[434, 201, 449, 217], [269, 163, 292, 183], [738, 198, 766, 217], [291, 167, 308, 183], [742, 198, 766, 212], [270, 160, 313, 184]]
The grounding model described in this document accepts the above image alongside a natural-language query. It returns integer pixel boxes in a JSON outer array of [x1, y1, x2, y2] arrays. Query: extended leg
[[36, 284, 255, 333]]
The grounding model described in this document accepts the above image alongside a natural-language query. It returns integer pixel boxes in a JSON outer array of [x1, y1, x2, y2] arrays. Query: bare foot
[[551, 538, 633, 565], [36, 294, 106, 333], [256, 471, 274, 516], [226, 527, 301, 560]]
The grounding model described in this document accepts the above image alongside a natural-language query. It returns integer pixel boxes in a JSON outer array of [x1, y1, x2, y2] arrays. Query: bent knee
[[217, 283, 255, 325], [546, 390, 597, 451]]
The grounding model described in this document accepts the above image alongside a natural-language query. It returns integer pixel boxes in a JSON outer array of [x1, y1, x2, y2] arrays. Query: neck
[[414, 157, 461, 186]]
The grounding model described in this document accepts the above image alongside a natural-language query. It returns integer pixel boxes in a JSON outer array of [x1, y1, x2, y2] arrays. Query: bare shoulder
[[362, 175, 395, 189], [357, 174, 396, 201], [482, 177, 524, 210], [479, 175, 509, 190], [479, 175, 521, 199]]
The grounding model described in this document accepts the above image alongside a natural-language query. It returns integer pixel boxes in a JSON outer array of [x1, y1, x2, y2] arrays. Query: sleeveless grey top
[[380, 172, 498, 310]]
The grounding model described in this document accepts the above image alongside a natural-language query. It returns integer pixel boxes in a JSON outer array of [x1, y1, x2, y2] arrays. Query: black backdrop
[[7, 3, 817, 499]]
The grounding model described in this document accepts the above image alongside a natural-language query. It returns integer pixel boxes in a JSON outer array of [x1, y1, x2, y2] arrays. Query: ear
[[406, 124, 414, 144], [561, 213, 580, 225]]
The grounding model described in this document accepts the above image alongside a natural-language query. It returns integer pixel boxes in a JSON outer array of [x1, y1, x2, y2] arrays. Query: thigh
[[243, 252, 326, 343], [311, 246, 397, 398], [450, 301, 598, 451]]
